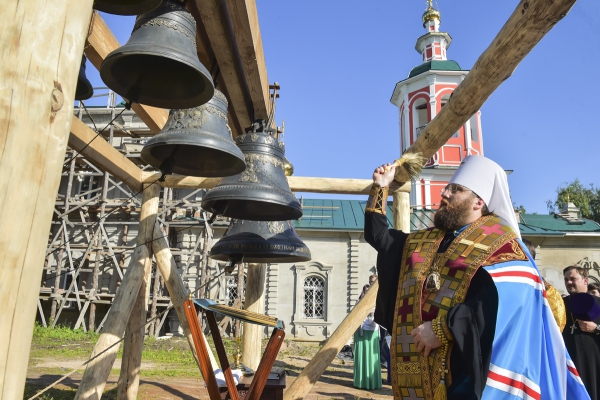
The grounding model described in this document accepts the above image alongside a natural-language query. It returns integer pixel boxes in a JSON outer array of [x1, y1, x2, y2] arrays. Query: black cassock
[[563, 295, 600, 400], [364, 212, 498, 400]]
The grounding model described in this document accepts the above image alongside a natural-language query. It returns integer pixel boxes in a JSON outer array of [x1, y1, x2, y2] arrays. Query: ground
[[25, 328, 393, 399]]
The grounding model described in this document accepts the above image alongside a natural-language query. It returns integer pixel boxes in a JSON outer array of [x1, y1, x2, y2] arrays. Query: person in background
[[563, 266, 600, 400], [353, 274, 382, 390], [522, 238, 566, 331], [588, 282, 600, 297]]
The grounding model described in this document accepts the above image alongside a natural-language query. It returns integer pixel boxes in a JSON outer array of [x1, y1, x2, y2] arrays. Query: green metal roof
[[521, 214, 600, 233], [294, 199, 600, 235], [408, 60, 462, 78], [295, 200, 448, 232]]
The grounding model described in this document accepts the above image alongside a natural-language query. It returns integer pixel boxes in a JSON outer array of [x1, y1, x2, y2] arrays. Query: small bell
[[210, 219, 311, 264], [75, 55, 94, 101]]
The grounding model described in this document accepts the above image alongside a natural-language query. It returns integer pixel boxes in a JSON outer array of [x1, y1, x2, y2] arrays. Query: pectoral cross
[[570, 322, 577, 334]]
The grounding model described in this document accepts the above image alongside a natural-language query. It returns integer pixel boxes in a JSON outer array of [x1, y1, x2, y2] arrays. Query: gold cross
[[459, 234, 489, 257], [412, 235, 438, 253]]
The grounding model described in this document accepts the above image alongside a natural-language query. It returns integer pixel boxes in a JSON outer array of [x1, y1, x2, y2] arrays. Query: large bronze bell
[[99, 1, 214, 109], [140, 89, 245, 177], [210, 219, 311, 263], [93, 0, 161, 15], [201, 120, 302, 221], [75, 55, 94, 101]]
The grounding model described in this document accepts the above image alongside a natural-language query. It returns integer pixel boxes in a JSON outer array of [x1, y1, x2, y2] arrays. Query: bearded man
[[364, 156, 589, 400]]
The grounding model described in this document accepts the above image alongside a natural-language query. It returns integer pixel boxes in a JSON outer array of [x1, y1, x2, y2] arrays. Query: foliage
[[546, 179, 600, 223]]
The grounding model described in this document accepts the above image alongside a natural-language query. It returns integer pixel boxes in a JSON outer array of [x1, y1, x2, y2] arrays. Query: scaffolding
[[37, 89, 240, 336]]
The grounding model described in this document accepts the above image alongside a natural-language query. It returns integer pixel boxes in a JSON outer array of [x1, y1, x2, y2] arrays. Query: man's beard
[[434, 196, 474, 231]]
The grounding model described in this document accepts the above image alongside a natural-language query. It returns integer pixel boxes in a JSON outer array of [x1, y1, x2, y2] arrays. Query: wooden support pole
[[74, 245, 152, 400], [0, 1, 94, 397], [117, 183, 161, 399], [242, 263, 266, 371], [152, 221, 205, 369], [394, 0, 577, 183], [283, 281, 379, 400]]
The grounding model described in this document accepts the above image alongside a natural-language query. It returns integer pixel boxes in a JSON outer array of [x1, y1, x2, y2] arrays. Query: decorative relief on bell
[[136, 17, 197, 45], [267, 221, 285, 234], [239, 162, 259, 183]]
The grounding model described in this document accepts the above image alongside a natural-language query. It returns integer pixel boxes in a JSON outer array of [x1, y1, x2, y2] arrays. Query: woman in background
[[353, 274, 382, 390]]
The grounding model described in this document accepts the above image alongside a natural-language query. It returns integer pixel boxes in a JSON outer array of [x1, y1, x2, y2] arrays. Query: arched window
[[413, 98, 428, 140], [302, 275, 325, 319]]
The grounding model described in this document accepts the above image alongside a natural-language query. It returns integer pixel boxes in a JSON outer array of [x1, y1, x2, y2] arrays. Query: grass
[[29, 324, 251, 380]]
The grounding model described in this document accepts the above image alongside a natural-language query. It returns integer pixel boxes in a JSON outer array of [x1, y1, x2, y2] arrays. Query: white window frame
[[291, 261, 333, 338]]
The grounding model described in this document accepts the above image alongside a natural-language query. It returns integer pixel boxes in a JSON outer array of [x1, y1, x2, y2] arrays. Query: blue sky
[[89, 0, 599, 214]]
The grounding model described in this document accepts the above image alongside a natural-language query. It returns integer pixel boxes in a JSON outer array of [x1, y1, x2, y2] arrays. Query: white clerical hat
[[449, 156, 520, 238]]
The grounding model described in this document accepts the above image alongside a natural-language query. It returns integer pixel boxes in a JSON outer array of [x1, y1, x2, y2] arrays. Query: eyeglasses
[[440, 183, 468, 196]]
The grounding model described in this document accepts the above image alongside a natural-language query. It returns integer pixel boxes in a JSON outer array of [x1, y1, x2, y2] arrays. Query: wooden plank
[[142, 171, 410, 194], [0, 1, 94, 397], [205, 312, 240, 400], [283, 281, 378, 400], [394, 0, 577, 182], [84, 12, 168, 133], [184, 304, 222, 400], [224, 0, 270, 120], [69, 117, 143, 191], [188, 0, 253, 130], [74, 245, 152, 400]]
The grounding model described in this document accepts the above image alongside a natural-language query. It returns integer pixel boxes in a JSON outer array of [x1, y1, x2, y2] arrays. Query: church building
[[390, 1, 483, 210]]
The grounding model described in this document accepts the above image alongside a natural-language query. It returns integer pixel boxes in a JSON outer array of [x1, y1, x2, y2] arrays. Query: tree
[[546, 179, 600, 223]]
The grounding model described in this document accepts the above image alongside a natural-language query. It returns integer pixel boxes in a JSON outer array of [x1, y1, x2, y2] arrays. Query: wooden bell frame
[[184, 298, 285, 400]]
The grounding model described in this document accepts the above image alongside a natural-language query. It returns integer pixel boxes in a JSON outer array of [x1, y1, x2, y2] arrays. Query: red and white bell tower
[[390, 1, 484, 210]]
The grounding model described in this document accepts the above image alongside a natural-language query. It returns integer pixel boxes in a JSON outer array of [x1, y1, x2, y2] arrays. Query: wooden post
[[74, 245, 152, 400], [152, 221, 204, 368], [283, 281, 379, 400], [0, 1, 94, 397], [117, 184, 161, 399], [242, 263, 266, 371], [392, 183, 412, 232]]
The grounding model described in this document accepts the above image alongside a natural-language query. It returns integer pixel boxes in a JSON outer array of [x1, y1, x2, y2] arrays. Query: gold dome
[[422, 1, 441, 26]]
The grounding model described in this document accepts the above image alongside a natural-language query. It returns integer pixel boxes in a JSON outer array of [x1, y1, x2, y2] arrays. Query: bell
[[140, 89, 246, 177], [75, 55, 94, 101], [210, 219, 311, 264], [201, 120, 303, 221], [99, 1, 214, 109], [93, 0, 161, 15]]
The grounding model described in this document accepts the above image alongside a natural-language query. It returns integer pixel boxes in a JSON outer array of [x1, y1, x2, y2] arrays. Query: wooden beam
[[0, 1, 94, 397], [394, 0, 577, 182], [84, 12, 168, 133], [69, 117, 143, 191], [188, 0, 254, 130], [142, 171, 411, 194], [224, 0, 271, 120]]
